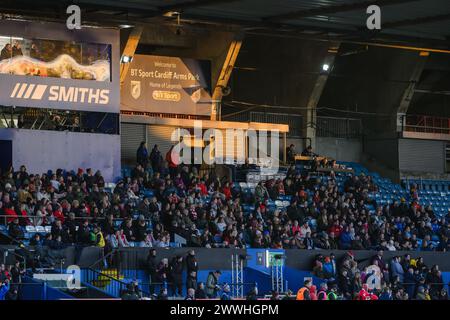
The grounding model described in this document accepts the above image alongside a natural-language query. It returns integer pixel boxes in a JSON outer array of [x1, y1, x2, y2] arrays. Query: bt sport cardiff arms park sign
[[0, 20, 120, 113], [121, 54, 212, 116]]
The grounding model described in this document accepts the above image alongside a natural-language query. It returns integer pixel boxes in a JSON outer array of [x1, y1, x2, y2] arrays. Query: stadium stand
[[0, 159, 449, 300]]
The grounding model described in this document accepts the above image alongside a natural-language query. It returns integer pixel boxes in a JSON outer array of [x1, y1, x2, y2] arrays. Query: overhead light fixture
[[322, 63, 330, 72], [0, 36, 24, 41], [119, 24, 133, 29], [163, 11, 181, 17], [121, 55, 133, 63]]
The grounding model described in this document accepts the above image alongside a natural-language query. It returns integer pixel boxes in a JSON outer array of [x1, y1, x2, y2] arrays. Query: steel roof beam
[[140, 0, 242, 19], [264, 0, 420, 22], [383, 13, 450, 28]]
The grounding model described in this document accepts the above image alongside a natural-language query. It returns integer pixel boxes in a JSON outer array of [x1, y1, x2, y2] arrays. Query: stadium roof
[[1, 0, 450, 49]]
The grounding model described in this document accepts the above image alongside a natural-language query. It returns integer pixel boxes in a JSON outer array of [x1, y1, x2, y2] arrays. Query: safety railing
[[82, 268, 131, 298], [0, 214, 154, 227], [403, 114, 450, 135], [250, 112, 303, 138], [316, 116, 362, 138]]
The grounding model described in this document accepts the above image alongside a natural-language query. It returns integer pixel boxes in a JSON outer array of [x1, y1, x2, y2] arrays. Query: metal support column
[[271, 256, 284, 293], [231, 253, 244, 298]]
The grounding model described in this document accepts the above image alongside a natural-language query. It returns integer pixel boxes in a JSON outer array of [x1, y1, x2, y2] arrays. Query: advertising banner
[[0, 20, 120, 113], [121, 54, 211, 116]]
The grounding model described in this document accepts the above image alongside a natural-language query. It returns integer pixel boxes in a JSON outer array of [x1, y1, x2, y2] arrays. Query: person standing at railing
[[147, 249, 158, 295], [170, 255, 184, 297], [186, 249, 198, 283]]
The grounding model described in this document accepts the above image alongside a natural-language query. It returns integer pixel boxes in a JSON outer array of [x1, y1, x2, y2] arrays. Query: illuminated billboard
[[0, 20, 119, 113], [121, 54, 211, 116]]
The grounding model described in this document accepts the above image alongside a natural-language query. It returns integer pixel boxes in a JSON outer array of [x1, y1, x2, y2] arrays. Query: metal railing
[[316, 116, 362, 138], [0, 214, 154, 226], [403, 114, 450, 135], [82, 268, 133, 298], [250, 112, 303, 138], [2, 248, 27, 270]]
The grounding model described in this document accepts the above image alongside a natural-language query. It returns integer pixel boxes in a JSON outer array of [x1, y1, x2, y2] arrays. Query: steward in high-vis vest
[[328, 285, 339, 300], [328, 291, 338, 300], [296, 280, 312, 300], [93, 227, 105, 248]]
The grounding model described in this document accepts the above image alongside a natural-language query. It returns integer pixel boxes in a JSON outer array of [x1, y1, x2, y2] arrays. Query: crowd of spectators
[[0, 142, 449, 256], [0, 261, 25, 300], [0, 142, 449, 300], [306, 250, 448, 300]]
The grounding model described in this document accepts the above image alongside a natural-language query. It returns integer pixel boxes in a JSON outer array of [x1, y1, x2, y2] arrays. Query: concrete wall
[[0, 129, 120, 182], [316, 137, 362, 162]]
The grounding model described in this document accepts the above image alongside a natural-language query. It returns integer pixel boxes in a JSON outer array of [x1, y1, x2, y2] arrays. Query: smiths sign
[[121, 55, 211, 116], [10, 83, 109, 104], [0, 20, 119, 113]]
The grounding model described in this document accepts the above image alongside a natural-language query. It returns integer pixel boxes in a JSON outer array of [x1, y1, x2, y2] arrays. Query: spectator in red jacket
[[329, 221, 343, 238], [222, 182, 232, 200], [4, 204, 17, 223], [357, 284, 371, 300], [309, 284, 318, 300]]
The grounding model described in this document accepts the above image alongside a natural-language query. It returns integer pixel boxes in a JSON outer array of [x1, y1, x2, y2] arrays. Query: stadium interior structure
[[0, 0, 449, 301]]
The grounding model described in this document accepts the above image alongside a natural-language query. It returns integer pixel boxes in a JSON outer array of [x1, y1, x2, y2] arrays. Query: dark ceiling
[[0, 0, 450, 49]]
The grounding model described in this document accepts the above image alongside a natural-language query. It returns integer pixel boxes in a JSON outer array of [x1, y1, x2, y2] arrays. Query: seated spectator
[[8, 218, 24, 240]]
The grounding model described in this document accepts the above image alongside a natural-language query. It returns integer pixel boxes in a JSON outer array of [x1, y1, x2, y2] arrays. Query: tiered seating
[[292, 161, 448, 218], [403, 178, 450, 192]]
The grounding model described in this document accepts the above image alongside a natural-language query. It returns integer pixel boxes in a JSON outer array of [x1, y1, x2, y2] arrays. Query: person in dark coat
[[195, 282, 207, 299], [170, 256, 184, 296], [157, 287, 169, 300], [150, 145, 163, 173], [121, 283, 140, 300], [403, 267, 416, 299], [147, 249, 158, 295], [186, 249, 198, 279], [186, 271, 198, 292], [136, 141, 149, 169], [426, 265, 444, 298], [371, 250, 387, 273], [12, 42, 23, 57], [338, 269, 352, 300], [77, 219, 91, 245], [246, 286, 258, 300], [8, 218, 24, 240], [0, 43, 12, 60]]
